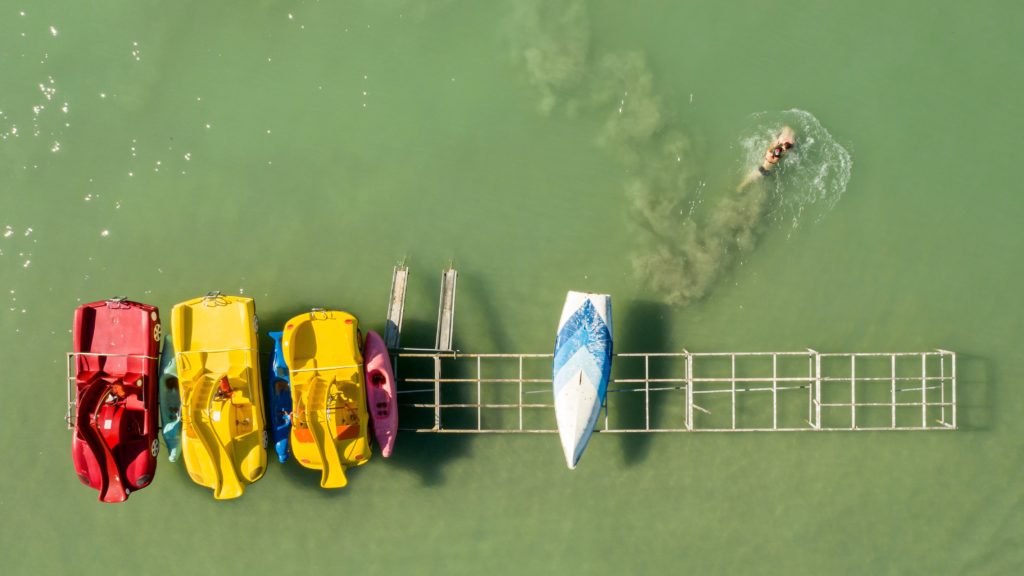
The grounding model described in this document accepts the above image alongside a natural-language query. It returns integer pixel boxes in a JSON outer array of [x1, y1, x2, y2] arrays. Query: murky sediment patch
[[509, 0, 851, 306]]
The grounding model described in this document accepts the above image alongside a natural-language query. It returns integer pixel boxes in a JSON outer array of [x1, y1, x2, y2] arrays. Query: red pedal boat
[[68, 298, 162, 503]]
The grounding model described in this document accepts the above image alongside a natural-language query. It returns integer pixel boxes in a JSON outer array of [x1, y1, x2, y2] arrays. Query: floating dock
[[393, 350, 956, 433], [384, 265, 409, 349], [385, 268, 957, 434], [435, 267, 457, 351]]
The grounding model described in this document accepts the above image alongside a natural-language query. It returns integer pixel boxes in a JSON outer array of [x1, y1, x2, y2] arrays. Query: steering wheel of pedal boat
[[106, 296, 130, 309], [201, 292, 229, 307]]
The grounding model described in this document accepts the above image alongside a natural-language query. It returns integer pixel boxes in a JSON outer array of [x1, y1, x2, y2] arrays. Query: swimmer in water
[[738, 126, 796, 190]]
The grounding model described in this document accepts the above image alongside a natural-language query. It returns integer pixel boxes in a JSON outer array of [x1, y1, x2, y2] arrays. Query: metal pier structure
[[382, 267, 957, 434], [393, 350, 956, 433]]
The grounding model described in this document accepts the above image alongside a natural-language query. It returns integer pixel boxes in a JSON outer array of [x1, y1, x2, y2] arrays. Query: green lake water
[[2, 1, 1022, 574]]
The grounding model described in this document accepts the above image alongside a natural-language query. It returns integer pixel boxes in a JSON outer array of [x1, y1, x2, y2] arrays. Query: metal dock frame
[[393, 349, 957, 433]]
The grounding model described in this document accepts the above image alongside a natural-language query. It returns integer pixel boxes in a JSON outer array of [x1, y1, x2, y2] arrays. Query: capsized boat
[[552, 291, 613, 470], [363, 330, 398, 457], [266, 331, 293, 464], [69, 298, 161, 502], [158, 336, 181, 462], [282, 309, 371, 488], [172, 293, 267, 500]]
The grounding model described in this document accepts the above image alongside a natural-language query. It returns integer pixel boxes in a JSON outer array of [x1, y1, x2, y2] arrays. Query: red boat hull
[[71, 300, 161, 502]]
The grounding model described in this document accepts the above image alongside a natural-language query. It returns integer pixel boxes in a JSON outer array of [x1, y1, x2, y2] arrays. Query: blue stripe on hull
[[553, 297, 613, 468], [554, 300, 612, 391], [267, 331, 293, 464]]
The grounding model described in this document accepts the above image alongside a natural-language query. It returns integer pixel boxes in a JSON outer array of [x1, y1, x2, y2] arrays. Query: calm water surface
[[1, 1, 1022, 574]]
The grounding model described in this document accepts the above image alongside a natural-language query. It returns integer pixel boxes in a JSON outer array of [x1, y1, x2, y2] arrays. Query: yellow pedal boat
[[282, 309, 371, 488], [172, 293, 267, 500]]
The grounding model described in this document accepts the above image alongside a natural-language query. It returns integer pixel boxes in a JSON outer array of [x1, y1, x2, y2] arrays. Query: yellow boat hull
[[172, 294, 267, 500], [282, 309, 371, 488]]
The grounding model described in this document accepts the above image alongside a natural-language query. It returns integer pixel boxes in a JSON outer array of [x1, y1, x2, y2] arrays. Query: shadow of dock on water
[[612, 299, 672, 467], [388, 317, 474, 486]]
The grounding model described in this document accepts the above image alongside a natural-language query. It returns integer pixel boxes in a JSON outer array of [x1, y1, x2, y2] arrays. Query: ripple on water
[[738, 109, 853, 229]]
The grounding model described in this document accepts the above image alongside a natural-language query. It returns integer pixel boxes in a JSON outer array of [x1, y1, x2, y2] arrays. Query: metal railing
[[393, 349, 957, 433]]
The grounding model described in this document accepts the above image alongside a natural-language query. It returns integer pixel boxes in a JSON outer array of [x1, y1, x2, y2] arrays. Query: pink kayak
[[363, 330, 398, 457]]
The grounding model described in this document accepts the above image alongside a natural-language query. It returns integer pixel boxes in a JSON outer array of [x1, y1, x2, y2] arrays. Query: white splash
[[738, 109, 853, 228]]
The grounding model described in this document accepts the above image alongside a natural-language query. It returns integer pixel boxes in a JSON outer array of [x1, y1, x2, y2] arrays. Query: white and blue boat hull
[[553, 291, 613, 469]]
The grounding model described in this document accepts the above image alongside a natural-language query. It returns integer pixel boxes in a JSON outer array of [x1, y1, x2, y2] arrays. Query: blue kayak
[[157, 336, 181, 462], [266, 331, 293, 463]]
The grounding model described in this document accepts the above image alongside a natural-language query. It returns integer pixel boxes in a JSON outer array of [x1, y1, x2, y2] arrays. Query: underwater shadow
[[949, 351, 994, 433], [156, 454, 296, 504], [613, 299, 671, 466], [385, 434, 473, 487], [268, 456, 361, 498], [157, 457, 229, 501], [387, 317, 473, 487], [458, 274, 514, 353]]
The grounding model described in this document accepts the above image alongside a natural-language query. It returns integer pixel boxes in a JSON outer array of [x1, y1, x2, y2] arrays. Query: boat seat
[[76, 370, 102, 386], [120, 374, 147, 411], [228, 364, 250, 381], [124, 391, 146, 411], [230, 389, 252, 406]]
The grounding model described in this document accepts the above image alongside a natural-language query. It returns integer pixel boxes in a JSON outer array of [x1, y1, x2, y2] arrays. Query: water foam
[[738, 109, 853, 230]]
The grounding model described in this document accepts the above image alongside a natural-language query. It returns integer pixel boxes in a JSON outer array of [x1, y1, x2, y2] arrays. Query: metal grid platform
[[394, 349, 956, 433]]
